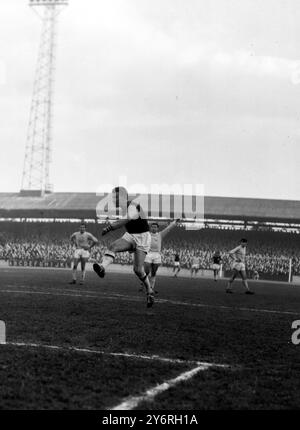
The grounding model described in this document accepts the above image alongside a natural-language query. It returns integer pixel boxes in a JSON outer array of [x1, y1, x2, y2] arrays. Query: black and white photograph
[[0, 0, 300, 414]]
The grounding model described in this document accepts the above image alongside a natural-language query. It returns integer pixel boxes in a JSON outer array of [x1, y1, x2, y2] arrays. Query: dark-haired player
[[226, 239, 254, 294], [212, 251, 222, 282], [70, 223, 98, 285], [93, 187, 154, 308]]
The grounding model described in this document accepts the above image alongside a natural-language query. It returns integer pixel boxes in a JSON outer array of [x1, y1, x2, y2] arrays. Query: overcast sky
[[0, 0, 300, 199]]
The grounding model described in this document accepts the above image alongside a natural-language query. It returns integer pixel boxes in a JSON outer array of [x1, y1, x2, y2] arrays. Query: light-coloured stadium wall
[[2, 261, 298, 283], [79, 263, 216, 279]]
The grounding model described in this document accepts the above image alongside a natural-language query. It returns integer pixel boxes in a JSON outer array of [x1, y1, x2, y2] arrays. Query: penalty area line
[[0, 287, 296, 316], [110, 364, 212, 410]]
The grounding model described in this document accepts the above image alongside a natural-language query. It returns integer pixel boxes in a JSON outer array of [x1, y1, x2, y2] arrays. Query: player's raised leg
[[93, 238, 132, 278]]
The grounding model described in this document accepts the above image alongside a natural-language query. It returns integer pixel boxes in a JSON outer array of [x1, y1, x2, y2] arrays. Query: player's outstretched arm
[[228, 249, 236, 262], [102, 203, 142, 236], [101, 219, 128, 236], [160, 219, 180, 239]]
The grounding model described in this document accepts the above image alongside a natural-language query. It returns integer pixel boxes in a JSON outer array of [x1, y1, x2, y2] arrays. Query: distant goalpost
[[218, 259, 296, 284]]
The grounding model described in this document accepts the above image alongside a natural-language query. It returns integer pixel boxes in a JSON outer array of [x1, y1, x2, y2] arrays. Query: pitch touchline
[[3, 341, 229, 368], [57, 289, 300, 316], [4, 341, 230, 410], [0, 287, 298, 316], [155, 297, 299, 316]]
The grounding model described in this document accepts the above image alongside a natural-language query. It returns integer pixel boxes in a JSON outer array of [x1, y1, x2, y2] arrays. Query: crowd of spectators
[[0, 221, 299, 277]]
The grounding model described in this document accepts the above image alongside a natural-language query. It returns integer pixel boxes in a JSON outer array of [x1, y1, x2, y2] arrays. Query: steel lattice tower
[[21, 0, 68, 196]]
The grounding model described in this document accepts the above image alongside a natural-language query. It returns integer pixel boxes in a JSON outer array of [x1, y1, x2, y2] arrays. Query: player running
[[190, 255, 200, 278], [70, 223, 98, 285], [142, 219, 179, 294], [212, 251, 222, 282], [226, 239, 254, 294], [173, 253, 181, 277], [93, 187, 154, 308]]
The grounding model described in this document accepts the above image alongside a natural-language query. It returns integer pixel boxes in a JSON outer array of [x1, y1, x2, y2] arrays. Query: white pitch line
[[58, 289, 300, 316], [110, 364, 211, 410], [77, 290, 300, 316], [154, 297, 300, 316], [5, 341, 191, 364], [0, 289, 101, 300], [90, 291, 300, 316], [3, 341, 229, 369], [0, 288, 298, 316]]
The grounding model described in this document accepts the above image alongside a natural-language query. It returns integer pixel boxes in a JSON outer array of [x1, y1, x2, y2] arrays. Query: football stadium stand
[[0, 221, 299, 281], [0, 192, 299, 281], [0, 192, 300, 225]]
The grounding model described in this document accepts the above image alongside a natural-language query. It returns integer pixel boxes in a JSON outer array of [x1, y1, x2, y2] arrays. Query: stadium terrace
[[0, 192, 300, 229]]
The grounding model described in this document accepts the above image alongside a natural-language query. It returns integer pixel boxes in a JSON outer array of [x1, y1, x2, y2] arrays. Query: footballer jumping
[[93, 187, 154, 308]]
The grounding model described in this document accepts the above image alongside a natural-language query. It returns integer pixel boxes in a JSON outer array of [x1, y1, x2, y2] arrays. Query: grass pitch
[[0, 267, 299, 410]]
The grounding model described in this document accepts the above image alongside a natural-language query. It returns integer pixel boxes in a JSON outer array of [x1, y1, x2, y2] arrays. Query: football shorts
[[144, 251, 162, 265], [212, 264, 220, 270], [174, 261, 180, 267], [74, 248, 90, 259], [191, 264, 199, 270], [232, 262, 246, 272], [122, 232, 151, 254]]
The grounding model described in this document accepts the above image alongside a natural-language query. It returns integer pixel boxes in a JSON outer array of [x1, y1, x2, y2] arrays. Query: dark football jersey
[[174, 254, 180, 262], [125, 202, 149, 234]]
